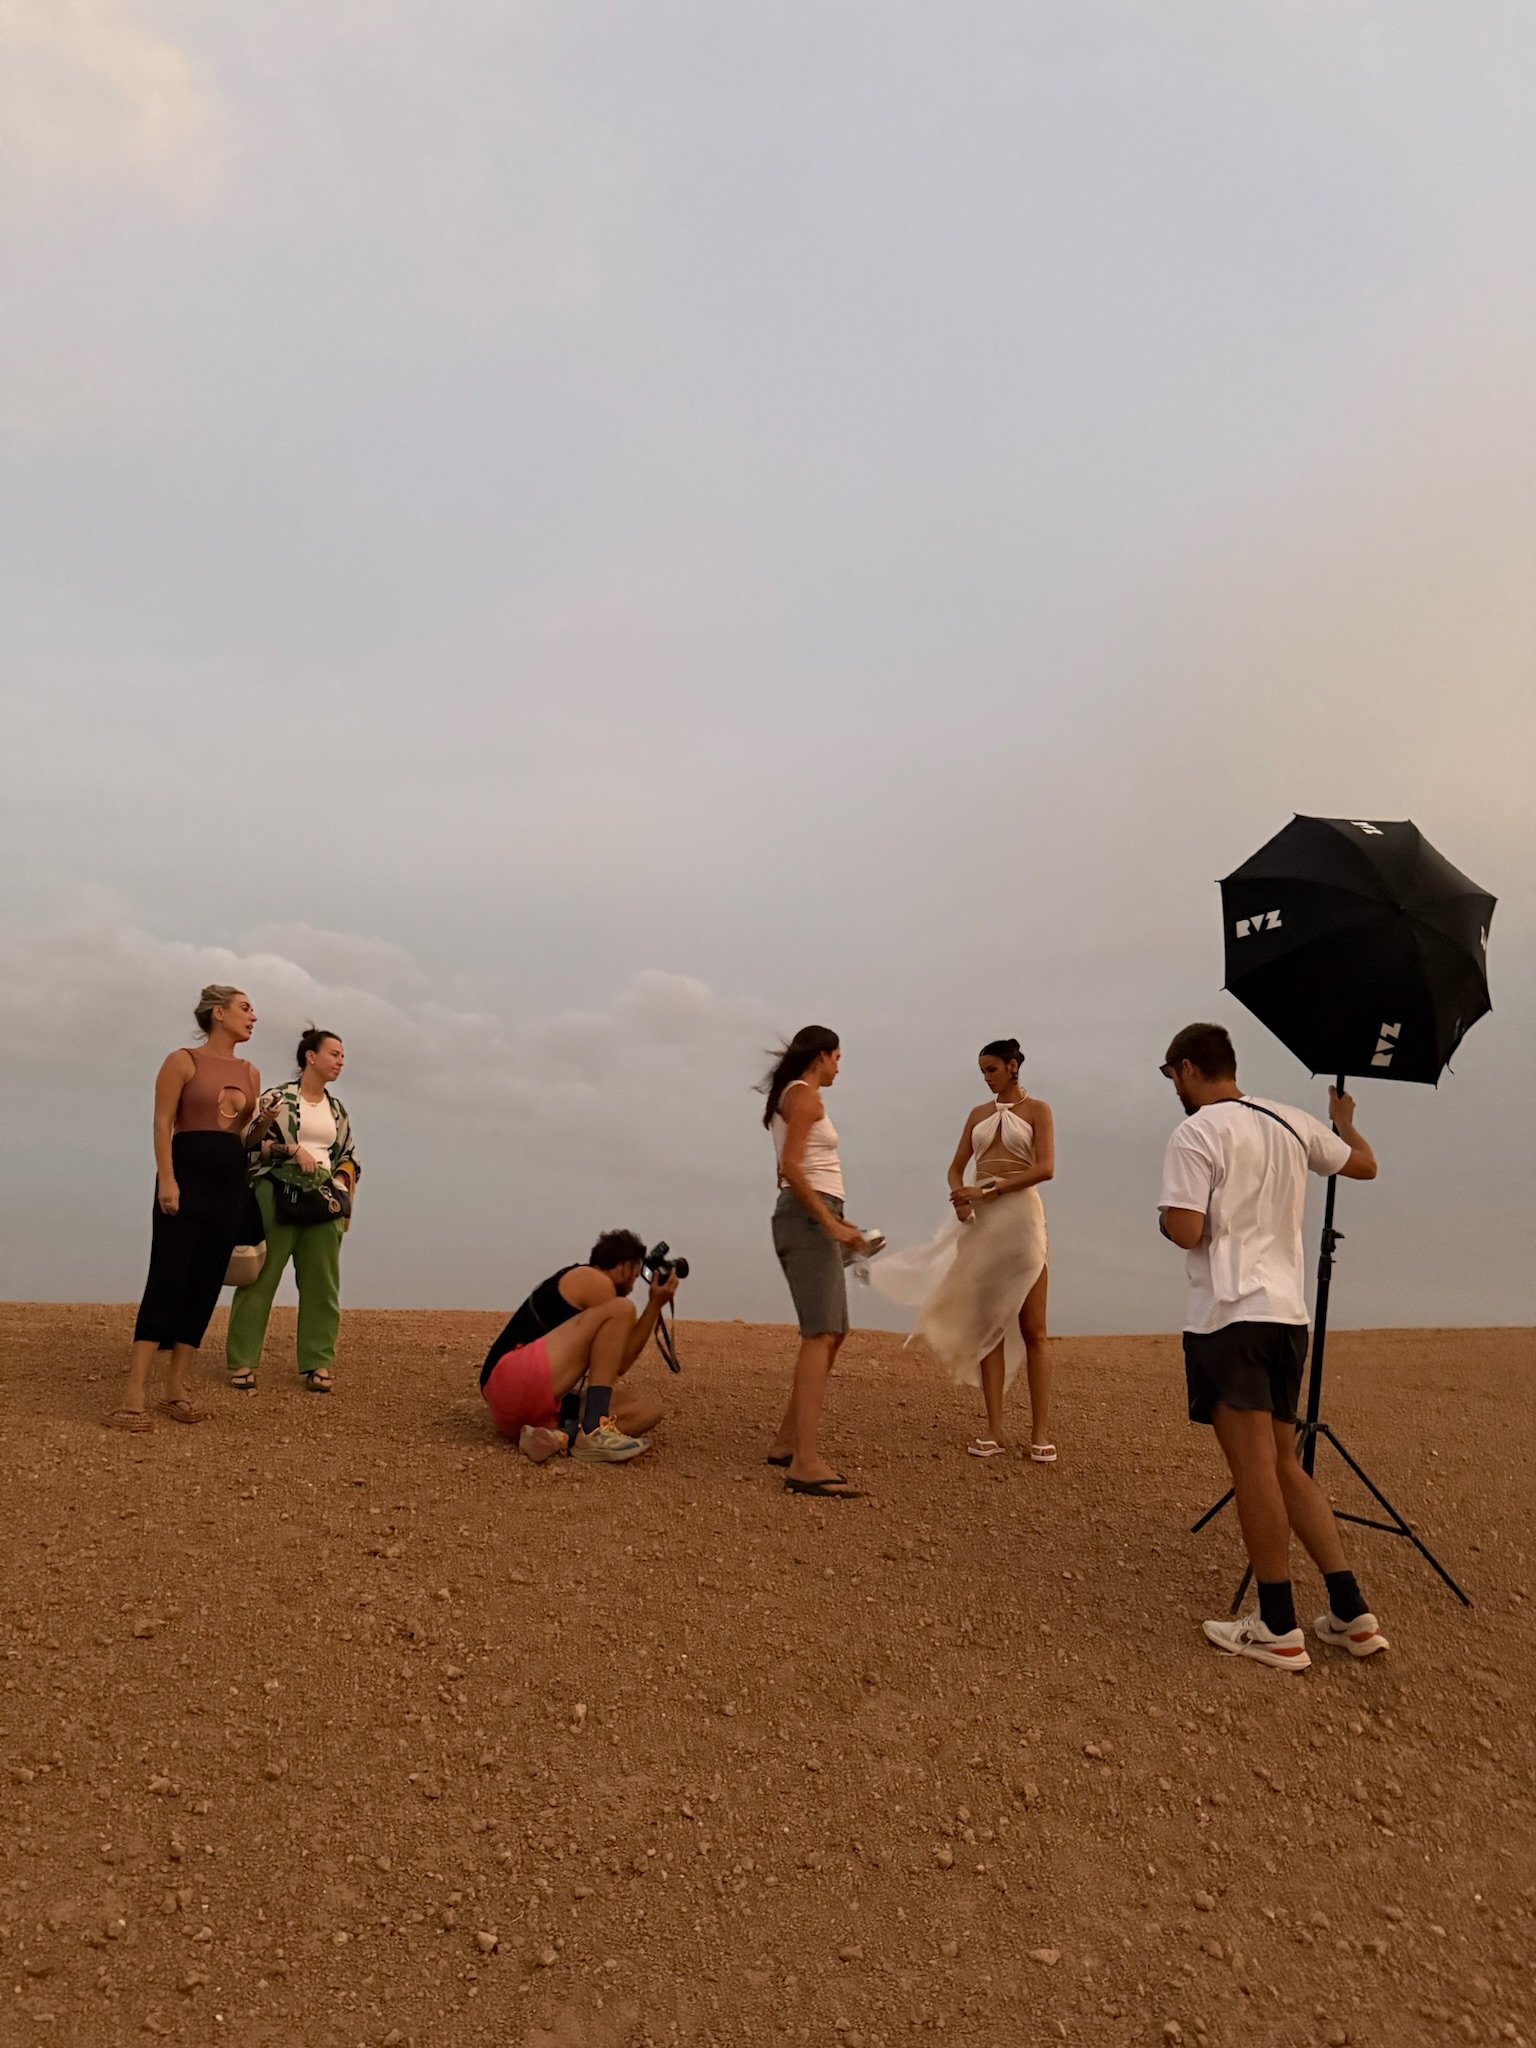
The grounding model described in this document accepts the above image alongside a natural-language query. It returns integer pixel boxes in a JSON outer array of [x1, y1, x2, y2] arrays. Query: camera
[[642, 1242, 686, 1374], [643, 1241, 690, 1285]]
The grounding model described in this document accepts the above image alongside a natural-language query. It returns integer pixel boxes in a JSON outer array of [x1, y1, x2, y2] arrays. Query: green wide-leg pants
[[225, 1178, 344, 1377]]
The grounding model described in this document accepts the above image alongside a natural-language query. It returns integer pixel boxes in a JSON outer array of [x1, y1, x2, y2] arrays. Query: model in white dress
[[874, 1040, 1055, 1461]]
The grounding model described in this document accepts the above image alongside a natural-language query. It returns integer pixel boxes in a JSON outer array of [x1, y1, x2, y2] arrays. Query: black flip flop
[[783, 1476, 865, 1500], [765, 1453, 792, 1468]]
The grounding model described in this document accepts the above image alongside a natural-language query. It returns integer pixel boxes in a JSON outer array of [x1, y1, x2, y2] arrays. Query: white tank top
[[772, 1079, 845, 1199], [297, 1092, 338, 1170]]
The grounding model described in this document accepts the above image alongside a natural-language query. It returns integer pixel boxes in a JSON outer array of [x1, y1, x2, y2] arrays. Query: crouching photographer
[[479, 1229, 683, 1465]]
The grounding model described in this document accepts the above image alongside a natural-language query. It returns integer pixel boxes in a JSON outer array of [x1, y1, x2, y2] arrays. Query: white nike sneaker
[[1202, 1613, 1312, 1672], [571, 1416, 650, 1464], [1313, 1610, 1389, 1658]]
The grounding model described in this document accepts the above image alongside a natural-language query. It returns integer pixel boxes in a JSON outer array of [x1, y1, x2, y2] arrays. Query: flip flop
[[227, 1370, 257, 1394], [765, 1453, 792, 1468], [154, 1398, 208, 1425], [104, 1408, 151, 1434], [301, 1370, 333, 1394], [966, 1438, 1006, 1458], [784, 1476, 865, 1500]]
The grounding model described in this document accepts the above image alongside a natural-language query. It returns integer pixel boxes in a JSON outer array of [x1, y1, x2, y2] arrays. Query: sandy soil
[[1, 1306, 1532, 2048]]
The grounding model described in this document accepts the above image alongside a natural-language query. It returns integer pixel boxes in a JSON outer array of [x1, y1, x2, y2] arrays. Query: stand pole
[[1190, 1073, 1471, 1612], [1300, 1164, 1339, 1479]]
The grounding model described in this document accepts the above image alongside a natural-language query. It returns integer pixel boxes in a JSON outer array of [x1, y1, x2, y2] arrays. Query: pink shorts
[[482, 1339, 558, 1439]]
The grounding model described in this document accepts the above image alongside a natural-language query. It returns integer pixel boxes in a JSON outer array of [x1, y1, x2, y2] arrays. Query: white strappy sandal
[[1028, 1442, 1058, 1464]]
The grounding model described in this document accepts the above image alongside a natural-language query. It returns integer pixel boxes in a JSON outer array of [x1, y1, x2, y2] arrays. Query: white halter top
[[972, 1098, 1034, 1165], [773, 1079, 845, 1198]]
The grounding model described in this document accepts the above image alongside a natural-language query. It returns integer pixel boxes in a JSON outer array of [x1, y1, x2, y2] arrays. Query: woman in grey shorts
[[762, 1025, 876, 1499]]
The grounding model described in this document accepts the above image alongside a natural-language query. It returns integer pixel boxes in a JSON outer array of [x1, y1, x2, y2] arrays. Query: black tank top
[[480, 1268, 580, 1387]]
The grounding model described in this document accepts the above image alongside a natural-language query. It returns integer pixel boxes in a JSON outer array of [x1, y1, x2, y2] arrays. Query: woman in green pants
[[226, 1027, 360, 1393]]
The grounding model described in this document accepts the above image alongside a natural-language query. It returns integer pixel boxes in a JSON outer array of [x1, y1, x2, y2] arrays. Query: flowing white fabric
[[872, 1191, 1047, 1391]]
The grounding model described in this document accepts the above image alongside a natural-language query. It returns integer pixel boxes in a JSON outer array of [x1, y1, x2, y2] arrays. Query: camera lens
[[673, 1257, 690, 1280]]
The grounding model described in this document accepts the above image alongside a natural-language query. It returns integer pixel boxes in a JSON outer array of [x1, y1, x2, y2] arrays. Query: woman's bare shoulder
[[782, 1080, 820, 1121]]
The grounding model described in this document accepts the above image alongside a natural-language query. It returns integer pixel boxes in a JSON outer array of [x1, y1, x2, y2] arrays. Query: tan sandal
[[104, 1407, 151, 1434], [155, 1398, 208, 1425]]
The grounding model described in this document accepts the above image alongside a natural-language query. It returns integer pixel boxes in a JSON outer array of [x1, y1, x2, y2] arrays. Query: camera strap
[[654, 1302, 682, 1374], [1235, 1099, 1306, 1154]]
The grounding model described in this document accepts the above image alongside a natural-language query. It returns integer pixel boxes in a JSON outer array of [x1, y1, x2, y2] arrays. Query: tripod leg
[[1229, 1562, 1253, 1615], [1316, 1427, 1472, 1607], [1190, 1486, 1235, 1535]]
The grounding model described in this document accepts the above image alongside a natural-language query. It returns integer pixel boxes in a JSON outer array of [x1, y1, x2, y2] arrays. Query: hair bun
[[979, 1035, 1025, 1065]]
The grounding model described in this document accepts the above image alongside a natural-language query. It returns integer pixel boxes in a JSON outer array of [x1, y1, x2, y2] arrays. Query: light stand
[[1190, 1074, 1471, 1612]]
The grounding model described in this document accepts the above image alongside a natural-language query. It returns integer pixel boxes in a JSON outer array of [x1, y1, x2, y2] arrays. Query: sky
[[3, 0, 1534, 1337]]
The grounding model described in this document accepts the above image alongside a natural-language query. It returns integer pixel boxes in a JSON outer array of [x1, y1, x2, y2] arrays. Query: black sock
[[558, 1392, 580, 1442], [580, 1385, 612, 1435], [1257, 1579, 1298, 1635], [1324, 1570, 1368, 1624]]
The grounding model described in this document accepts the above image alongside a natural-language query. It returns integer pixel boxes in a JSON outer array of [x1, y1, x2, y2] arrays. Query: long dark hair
[[759, 1025, 840, 1129]]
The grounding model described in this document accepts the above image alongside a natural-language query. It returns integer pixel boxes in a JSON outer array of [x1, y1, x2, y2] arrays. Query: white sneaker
[[1202, 1613, 1311, 1672], [571, 1416, 650, 1464], [1314, 1610, 1389, 1658]]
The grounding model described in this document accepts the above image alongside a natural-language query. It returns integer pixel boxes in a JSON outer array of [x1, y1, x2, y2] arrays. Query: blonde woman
[[109, 985, 263, 1431]]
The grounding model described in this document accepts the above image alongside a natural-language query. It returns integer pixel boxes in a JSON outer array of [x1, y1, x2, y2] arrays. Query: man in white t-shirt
[[1158, 1022, 1390, 1674]]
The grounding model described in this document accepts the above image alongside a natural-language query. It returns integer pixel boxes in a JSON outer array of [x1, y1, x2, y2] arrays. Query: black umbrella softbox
[[1221, 815, 1495, 1083]]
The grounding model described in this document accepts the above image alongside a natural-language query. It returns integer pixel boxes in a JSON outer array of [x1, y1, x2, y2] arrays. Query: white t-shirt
[[1159, 1097, 1351, 1334]]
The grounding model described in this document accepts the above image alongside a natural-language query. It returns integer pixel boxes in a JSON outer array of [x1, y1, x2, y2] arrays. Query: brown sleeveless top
[[175, 1050, 258, 1134]]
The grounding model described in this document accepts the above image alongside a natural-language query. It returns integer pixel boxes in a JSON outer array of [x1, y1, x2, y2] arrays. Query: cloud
[[0, 881, 786, 1311], [538, 970, 768, 1070], [0, 884, 768, 1121], [0, 0, 231, 206], [240, 923, 429, 1000]]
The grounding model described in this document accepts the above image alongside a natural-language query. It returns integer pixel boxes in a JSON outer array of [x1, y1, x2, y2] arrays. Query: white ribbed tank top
[[772, 1079, 845, 1198]]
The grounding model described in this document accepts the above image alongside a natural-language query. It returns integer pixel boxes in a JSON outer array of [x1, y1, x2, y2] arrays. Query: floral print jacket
[[245, 1083, 361, 1193]]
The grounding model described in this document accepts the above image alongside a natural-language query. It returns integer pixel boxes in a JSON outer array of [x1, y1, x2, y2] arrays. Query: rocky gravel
[[1, 1305, 1532, 2048]]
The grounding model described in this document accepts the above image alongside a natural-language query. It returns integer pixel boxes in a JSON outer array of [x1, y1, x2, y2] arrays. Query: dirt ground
[[1, 1306, 1532, 2048]]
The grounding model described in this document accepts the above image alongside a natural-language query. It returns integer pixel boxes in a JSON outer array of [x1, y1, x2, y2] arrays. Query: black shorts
[[1182, 1322, 1308, 1427]]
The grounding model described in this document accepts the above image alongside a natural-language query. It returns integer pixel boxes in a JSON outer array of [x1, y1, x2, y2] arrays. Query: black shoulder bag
[[272, 1177, 353, 1228]]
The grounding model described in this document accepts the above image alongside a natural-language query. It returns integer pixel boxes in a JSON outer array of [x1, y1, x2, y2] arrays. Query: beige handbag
[[225, 1243, 267, 1289]]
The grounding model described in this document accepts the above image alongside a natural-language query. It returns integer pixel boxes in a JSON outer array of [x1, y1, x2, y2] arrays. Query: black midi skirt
[[133, 1131, 257, 1351]]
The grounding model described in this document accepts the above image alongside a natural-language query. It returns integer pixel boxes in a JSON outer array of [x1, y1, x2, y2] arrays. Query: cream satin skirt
[[871, 1190, 1047, 1391]]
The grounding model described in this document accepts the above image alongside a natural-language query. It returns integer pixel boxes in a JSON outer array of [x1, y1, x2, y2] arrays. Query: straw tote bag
[[225, 1242, 267, 1288]]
